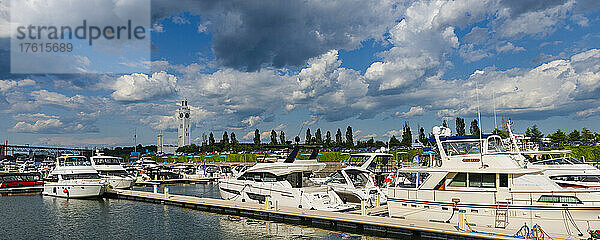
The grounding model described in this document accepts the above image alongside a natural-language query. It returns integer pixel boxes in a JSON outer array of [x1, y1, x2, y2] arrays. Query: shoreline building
[[177, 99, 191, 147], [157, 131, 164, 153]]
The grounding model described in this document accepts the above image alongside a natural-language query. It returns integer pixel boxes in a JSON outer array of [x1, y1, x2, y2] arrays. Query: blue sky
[[2, 0, 600, 147]]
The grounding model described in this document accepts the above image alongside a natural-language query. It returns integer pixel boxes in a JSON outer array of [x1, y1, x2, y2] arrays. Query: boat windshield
[[346, 170, 369, 188], [532, 157, 583, 165], [487, 137, 505, 153], [59, 157, 91, 166], [348, 155, 370, 166], [94, 157, 121, 165], [442, 141, 482, 156], [326, 171, 347, 184]]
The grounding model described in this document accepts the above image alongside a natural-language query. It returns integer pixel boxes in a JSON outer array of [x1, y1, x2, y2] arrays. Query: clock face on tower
[[179, 113, 183, 118], [185, 113, 190, 118]]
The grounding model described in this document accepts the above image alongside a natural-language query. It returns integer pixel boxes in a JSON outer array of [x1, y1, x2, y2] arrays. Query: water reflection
[[1, 183, 391, 240]]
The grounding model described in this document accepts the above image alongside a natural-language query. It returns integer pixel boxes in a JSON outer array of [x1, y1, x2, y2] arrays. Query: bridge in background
[[0, 144, 93, 159]]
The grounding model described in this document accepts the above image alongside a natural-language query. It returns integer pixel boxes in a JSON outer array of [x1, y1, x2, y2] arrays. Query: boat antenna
[[493, 91, 497, 130], [475, 77, 484, 168]]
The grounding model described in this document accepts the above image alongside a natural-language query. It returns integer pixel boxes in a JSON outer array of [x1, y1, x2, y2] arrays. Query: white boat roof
[[397, 167, 542, 174]]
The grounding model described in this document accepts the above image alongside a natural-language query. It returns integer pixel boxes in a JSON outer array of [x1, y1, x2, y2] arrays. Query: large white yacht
[[314, 153, 389, 207], [387, 126, 600, 239], [91, 152, 135, 189], [504, 122, 600, 189], [43, 155, 107, 198], [219, 146, 352, 212]]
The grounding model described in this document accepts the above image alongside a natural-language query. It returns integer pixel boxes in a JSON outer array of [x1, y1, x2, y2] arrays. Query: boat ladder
[[494, 203, 509, 229]]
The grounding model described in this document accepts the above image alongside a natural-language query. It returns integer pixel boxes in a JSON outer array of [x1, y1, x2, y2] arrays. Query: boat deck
[[105, 189, 547, 240]]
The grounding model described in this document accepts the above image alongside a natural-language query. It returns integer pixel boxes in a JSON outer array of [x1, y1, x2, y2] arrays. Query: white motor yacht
[[219, 146, 352, 212], [91, 152, 135, 189], [504, 122, 600, 189], [43, 155, 107, 198], [314, 153, 389, 207], [387, 126, 600, 239]]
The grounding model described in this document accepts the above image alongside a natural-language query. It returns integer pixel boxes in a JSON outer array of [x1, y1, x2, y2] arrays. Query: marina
[[4, 1, 600, 239]]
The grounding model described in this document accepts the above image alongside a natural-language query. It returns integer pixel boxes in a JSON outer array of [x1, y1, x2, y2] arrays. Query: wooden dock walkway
[[106, 189, 526, 240], [135, 178, 218, 186]]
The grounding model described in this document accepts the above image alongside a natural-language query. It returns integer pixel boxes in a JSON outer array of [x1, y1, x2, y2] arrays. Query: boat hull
[[43, 181, 106, 198], [387, 197, 600, 239], [218, 180, 352, 212], [103, 176, 135, 189]]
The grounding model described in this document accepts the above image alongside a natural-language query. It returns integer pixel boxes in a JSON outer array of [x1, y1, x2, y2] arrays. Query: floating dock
[[106, 189, 529, 240]]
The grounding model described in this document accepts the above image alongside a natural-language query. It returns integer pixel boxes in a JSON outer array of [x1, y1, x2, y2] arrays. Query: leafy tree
[[568, 129, 581, 142], [335, 128, 343, 146], [470, 119, 480, 135], [325, 131, 332, 146], [582, 128, 594, 142], [222, 131, 229, 144], [548, 129, 567, 143], [279, 131, 286, 144], [346, 126, 354, 147], [525, 125, 544, 142], [595, 132, 600, 142], [401, 122, 412, 147], [492, 129, 509, 139], [456, 117, 466, 136], [315, 128, 323, 144], [418, 127, 427, 144], [389, 135, 401, 146], [230, 132, 238, 145], [367, 138, 375, 147], [176, 144, 200, 153], [305, 128, 312, 144], [209, 132, 215, 145], [253, 129, 260, 145], [270, 130, 278, 145]]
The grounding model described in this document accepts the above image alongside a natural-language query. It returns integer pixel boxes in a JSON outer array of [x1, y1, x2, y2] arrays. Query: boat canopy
[[428, 134, 492, 142]]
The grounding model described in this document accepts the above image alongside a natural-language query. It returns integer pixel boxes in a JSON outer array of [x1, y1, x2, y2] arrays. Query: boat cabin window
[[59, 157, 91, 166], [394, 172, 430, 188], [448, 173, 467, 187], [531, 158, 572, 165], [537, 195, 582, 204], [285, 172, 302, 188], [443, 141, 481, 156], [61, 173, 100, 180], [94, 158, 121, 165], [237, 172, 278, 182], [449, 173, 496, 188], [499, 174, 509, 187], [550, 175, 600, 182], [1, 174, 41, 182], [468, 173, 496, 188], [220, 166, 233, 174], [327, 171, 347, 184], [98, 170, 129, 177]]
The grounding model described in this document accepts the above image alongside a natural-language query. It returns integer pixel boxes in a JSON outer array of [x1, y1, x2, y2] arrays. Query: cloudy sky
[[2, 0, 600, 147]]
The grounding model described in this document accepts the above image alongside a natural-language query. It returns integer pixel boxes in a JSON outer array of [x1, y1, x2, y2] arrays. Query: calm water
[[0, 183, 390, 240]]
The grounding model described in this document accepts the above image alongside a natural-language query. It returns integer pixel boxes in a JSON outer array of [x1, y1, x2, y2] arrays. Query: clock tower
[[177, 99, 191, 147]]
